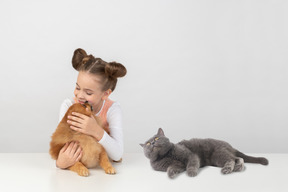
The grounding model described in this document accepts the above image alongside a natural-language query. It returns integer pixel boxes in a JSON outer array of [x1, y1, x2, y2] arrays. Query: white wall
[[0, 0, 287, 153]]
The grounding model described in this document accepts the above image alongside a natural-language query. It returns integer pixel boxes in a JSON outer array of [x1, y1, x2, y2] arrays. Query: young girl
[[56, 48, 127, 169]]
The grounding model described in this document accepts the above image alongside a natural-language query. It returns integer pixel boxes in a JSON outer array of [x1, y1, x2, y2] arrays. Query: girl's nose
[[77, 91, 85, 99]]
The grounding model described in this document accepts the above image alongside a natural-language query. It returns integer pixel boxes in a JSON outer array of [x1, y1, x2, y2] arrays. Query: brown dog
[[49, 102, 116, 176]]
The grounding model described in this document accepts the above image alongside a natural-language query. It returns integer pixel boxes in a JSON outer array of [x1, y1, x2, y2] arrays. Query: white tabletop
[[0, 153, 287, 192]]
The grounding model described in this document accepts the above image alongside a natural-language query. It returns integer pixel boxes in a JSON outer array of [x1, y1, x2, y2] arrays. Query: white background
[[0, 0, 287, 153]]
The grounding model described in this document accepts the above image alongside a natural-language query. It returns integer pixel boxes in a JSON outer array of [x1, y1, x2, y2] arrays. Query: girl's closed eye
[[86, 92, 93, 96]]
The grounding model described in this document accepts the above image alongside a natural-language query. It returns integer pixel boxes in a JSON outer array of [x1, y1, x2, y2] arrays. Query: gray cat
[[140, 128, 268, 178]]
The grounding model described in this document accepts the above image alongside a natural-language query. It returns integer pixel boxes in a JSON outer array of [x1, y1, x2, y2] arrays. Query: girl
[[56, 48, 127, 169]]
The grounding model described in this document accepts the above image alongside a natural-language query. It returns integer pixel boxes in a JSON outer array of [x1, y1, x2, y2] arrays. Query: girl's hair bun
[[72, 48, 94, 70], [105, 61, 127, 79], [71, 48, 127, 92]]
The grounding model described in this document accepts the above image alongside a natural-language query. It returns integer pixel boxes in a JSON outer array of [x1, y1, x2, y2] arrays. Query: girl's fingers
[[60, 142, 69, 153], [75, 151, 83, 162], [70, 142, 79, 154], [74, 146, 82, 160], [66, 142, 76, 153], [67, 115, 84, 124], [70, 126, 84, 133], [67, 120, 82, 128], [71, 112, 86, 120]]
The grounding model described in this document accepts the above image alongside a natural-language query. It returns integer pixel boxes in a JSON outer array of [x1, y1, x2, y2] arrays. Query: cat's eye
[[146, 142, 151, 146], [155, 137, 159, 141]]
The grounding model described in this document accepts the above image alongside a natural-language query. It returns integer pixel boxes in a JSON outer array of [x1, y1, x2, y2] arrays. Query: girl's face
[[74, 71, 111, 113]]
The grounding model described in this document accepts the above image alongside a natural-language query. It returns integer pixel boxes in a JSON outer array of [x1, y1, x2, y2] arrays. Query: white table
[[0, 153, 287, 192]]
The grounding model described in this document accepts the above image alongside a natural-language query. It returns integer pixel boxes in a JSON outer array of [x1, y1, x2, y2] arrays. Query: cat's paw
[[233, 164, 245, 172], [187, 167, 198, 177], [77, 166, 89, 177], [233, 158, 245, 172], [105, 166, 116, 175], [167, 167, 179, 179], [221, 166, 233, 174]]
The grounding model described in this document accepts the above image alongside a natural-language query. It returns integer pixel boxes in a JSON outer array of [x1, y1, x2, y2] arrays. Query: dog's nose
[[83, 101, 93, 111]]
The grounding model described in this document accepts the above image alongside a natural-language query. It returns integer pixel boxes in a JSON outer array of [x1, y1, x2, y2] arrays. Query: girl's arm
[[98, 102, 124, 161]]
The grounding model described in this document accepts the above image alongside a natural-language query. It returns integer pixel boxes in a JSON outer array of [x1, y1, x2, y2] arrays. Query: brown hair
[[72, 48, 127, 91]]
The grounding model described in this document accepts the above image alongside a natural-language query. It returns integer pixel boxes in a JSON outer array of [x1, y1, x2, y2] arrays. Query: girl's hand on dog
[[56, 142, 82, 169], [67, 109, 104, 141]]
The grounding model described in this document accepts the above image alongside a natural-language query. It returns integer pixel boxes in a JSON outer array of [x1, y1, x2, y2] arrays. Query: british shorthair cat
[[141, 128, 268, 178]]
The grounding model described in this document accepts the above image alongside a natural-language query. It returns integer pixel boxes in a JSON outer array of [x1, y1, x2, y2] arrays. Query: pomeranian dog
[[49, 102, 116, 176]]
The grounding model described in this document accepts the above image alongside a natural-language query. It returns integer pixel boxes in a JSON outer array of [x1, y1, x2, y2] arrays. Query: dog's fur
[[49, 102, 115, 176]]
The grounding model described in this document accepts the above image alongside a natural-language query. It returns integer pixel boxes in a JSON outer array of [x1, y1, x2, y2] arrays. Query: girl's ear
[[102, 89, 112, 100]]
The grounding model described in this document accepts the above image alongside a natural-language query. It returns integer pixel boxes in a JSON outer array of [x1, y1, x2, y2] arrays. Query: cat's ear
[[140, 144, 145, 147], [157, 128, 165, 136]]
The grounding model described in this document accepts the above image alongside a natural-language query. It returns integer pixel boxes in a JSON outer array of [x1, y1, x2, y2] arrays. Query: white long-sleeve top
[[58, 98, 123, 161]]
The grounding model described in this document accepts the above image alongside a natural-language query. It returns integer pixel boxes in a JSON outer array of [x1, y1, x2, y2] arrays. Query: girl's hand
[[67, 110, 104, 141], [56, 142, 82, 169]]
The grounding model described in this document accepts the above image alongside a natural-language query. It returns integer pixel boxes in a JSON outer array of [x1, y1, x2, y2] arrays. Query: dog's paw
[[77, 166, 89, 177], [105, 166, 116, 175]]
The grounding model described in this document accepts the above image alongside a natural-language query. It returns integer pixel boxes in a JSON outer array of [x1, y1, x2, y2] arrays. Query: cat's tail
[[235, 150, 269, 165]]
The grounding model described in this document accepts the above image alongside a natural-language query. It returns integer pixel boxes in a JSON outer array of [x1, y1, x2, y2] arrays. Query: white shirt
[[59, 99, 123, 161]]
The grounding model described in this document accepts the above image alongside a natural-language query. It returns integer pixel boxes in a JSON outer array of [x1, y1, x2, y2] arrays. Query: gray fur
[[140, 128, 268, 178]]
